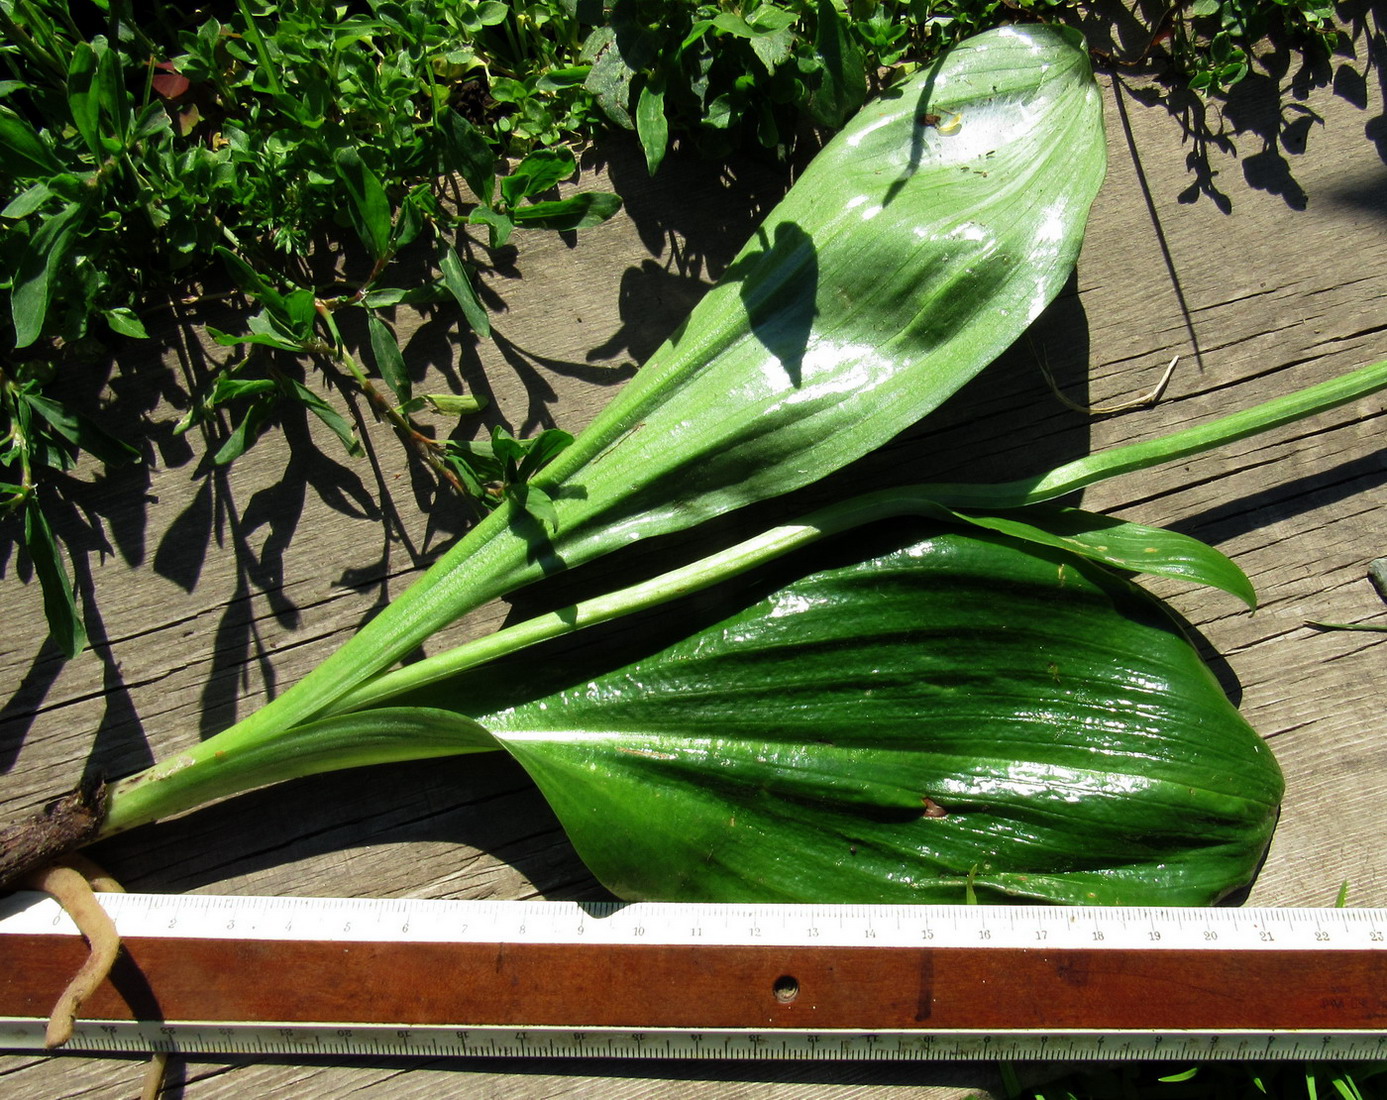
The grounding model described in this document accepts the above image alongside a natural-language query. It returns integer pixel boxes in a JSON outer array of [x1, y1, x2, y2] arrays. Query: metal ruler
[[3, 891, 1386, 1061]]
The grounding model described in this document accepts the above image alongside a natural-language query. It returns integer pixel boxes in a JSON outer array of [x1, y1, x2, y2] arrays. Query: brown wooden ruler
[[2, 893, 1385, 1060]]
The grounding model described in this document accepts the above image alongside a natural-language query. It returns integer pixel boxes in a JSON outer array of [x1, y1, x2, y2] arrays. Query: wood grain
[[3, 22, 1387, 1099]]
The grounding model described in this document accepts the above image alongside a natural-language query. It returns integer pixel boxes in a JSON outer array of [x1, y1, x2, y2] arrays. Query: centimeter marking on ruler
[[4, 892, 1385, 949], [3, 894, 1386, 1060]]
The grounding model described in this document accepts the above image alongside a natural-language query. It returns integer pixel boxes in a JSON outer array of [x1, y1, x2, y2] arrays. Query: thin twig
[[1042, 355, 1180, 416]]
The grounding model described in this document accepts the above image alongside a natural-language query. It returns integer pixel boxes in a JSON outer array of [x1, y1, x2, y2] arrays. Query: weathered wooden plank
[[3, 26, 1386, 1097]]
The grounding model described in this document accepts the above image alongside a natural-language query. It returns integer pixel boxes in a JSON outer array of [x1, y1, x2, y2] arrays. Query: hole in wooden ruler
[[772, 975, 800, 1004]]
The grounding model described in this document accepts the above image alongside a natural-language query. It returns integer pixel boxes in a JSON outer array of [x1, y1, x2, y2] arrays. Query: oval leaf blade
[[478, 528, 1282, 906]]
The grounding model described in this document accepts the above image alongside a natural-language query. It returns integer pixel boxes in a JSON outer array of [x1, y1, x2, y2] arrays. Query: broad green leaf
[[511, 482, 559, 530], [23, 499, 86, 659], [581, 25, 636, 129], [500, 147, 577, 208], [212, 27, 1108, 758], [516, 428, 575, 481], [467, 205, 515, 248], [439, 109, 496, 203], [472, 528, 1282, 905], [103, 306, 149, 339]]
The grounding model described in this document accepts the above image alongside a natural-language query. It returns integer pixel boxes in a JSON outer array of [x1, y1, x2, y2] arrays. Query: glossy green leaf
[[476, 527, 1283, 906], [500, 147, 576, 208], [946, 504, 1257, 607], [131, 26, 1108, 809]]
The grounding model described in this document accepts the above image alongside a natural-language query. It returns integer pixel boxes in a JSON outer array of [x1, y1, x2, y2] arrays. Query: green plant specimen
[[0, 26, 1382, 905]]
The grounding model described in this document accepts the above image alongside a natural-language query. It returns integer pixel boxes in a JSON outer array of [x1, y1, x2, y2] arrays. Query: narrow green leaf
[[23, 500, 86, 659], [438, 243, 491, 337], [65, 43, 103, 157], [424, 393, 486, 417], [214, 245, 289, 320], [367, 312, 412, 403], [206, 325, 303, 352], [334, 148, 392, 259], [949, 505, 1258, 608], [2, 180, 53, 219], [361, 285, 452, 308], [283, 378, 363, 457], [12, 202, 85, 348], [96, 41, 131, 148], [635, 77, 668, 176], [211, 377, 278, 402], [213, 394, 275, 465], [510, 192, 623, 231], [0, 108, 61, 179], [24, 392, 140, 467], [808, 0, 867, 128], [101, 707, 499, 833]]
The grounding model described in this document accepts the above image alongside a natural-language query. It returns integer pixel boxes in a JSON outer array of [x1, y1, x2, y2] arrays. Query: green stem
[[924, 358, 1387, 510]]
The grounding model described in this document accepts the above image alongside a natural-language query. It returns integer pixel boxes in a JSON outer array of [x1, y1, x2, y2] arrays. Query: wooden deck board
[[3, 28, 1386, 1097]]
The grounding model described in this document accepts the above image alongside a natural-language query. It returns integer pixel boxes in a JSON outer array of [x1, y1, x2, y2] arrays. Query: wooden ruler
[[2, 892, 1385, 1060]]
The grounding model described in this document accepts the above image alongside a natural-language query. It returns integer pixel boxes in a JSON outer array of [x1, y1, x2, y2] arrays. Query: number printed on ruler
[[4, 891, 1386, 950]]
